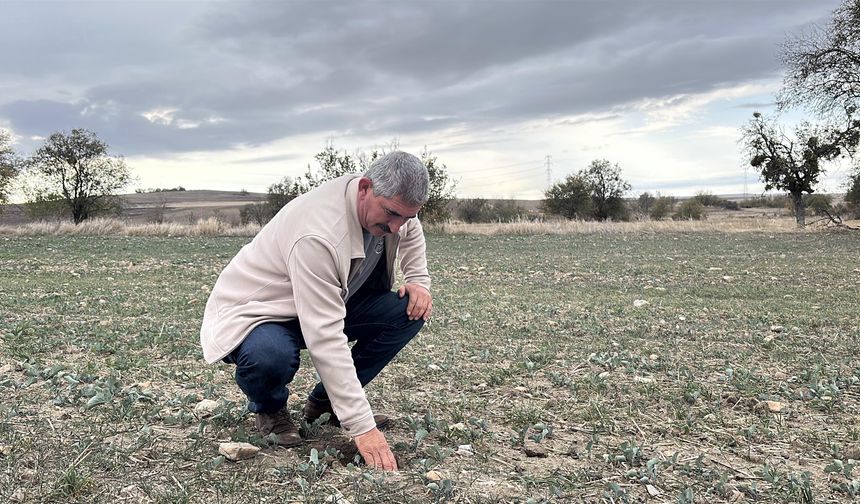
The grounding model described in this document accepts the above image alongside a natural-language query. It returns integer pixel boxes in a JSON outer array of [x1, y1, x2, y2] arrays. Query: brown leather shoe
[[302, 399, 390, 430], [255, 407, 302, 447]]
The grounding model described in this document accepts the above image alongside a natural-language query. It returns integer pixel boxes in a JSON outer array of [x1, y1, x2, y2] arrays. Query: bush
[[692, 191, 740, 211], [649, 196, 675, 220], [457, 199, 529, 223], [845, 172, 860, 218], [739, 195, 789, 208], [457, 198, 491, 223], [542, 174, 592, 219], [240, 202, 270, 226], [491, 200, 528, 222], [804, 193, 833, 216], [637, 192, 656, 214], [692, 192, 723, 207], [722, 200, 740, 211], [673, 199, 705, 220]]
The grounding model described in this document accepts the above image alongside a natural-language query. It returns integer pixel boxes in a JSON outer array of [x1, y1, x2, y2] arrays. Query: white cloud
[[141, 108, 177, 126]]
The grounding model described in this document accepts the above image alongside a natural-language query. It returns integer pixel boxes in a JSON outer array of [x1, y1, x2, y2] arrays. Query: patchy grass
[[0, 231, 859, 503]]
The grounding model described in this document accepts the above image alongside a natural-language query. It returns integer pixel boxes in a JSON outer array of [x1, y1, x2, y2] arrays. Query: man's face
[[357, 178, 422, 237]]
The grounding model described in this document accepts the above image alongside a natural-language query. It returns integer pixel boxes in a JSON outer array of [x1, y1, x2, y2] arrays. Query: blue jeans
[[222, 288, 425, 413]]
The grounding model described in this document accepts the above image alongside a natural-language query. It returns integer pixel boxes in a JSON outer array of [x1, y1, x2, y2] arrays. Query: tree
[[741, 112, 856, 226], [780, 0, 860, 117], [298, 143, 360, 192], [780, 0, 860, 206], [240, 176, 303, 226], [637, 192, 656, 215], [418, 148, 456, 223], [0, 129, 19, 206], [579, 159, 631, 221], [542, 174, 592, 219], [25, 129, 132, 224]]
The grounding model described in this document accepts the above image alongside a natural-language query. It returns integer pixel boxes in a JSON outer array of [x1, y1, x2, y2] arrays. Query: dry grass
[[1, 216, 857, 237], [428, 217, 806, 235], [0, 217, 261, 237]]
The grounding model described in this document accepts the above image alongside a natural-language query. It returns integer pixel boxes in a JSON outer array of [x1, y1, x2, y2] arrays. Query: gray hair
[[364, 151, 429, 206]]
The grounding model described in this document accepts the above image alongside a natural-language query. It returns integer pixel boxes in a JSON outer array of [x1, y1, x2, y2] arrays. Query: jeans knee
[[235, 324, 301, 383]]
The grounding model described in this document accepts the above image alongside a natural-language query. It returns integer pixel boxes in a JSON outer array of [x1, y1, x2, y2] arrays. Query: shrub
[[845, 172, 860, 218], [542, 174, 592, 219], [673, 199, 705, 220], [637, 192, 656, 214], [739, 195, 789, 208], [804, 193, 833, 216], [649, 196, 675, 221], [491, 200, 528, 222], [457, 199, 491, 223]]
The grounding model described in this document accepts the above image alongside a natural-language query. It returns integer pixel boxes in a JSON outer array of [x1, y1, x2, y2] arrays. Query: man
[[200, 151, 433, 471]]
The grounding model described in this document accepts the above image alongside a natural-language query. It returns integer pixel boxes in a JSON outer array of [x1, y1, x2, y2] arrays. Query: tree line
[[2, 0, 859, 226], [238, 144, 456, 226]]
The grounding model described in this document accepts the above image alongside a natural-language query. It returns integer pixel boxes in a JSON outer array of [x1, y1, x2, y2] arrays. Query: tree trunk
[[791, 192, 805, 227]]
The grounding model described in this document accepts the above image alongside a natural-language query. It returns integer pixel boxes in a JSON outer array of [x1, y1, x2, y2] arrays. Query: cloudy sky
[[0, 0, 849, 199]]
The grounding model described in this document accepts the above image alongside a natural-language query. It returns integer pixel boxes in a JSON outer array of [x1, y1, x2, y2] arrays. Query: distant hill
[[0, 190, 267, 226]]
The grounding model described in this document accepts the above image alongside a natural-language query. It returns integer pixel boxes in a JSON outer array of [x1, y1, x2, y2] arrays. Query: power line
[[450, 159, 544, 174], [455, 165, 545, 180]]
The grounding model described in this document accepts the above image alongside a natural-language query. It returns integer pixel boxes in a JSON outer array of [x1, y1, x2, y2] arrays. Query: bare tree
[[780, 0, 860, 117]]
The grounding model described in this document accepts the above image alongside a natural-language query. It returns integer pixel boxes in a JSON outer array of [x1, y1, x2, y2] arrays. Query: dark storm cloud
[[0, 0, 843, 155]]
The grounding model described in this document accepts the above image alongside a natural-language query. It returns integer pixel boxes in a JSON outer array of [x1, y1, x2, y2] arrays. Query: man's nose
[[388, 217, 405, 234]]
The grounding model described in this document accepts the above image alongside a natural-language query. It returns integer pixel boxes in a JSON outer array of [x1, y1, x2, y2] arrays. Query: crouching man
[[199, 151, 433, 471]]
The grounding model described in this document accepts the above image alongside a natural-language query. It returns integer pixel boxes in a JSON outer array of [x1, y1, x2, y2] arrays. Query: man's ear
[[358, 177, 373, 192]]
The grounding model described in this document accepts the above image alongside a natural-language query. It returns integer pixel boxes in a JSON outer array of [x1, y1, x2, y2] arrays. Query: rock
[[427, 364, 442, 371], [523, 442, 548, 458], [770, 325, 784, 333], [760, 400, 784, 413], [218, 442, 260, 461], [633, 299, 649, 308], [425, 470, 443, 481], [844, 445, 860, 460], [634, 376, 655, 384], [598, 371, 610, 379], [9, 488, 25, 503], [648, 354, 659, 361], [456, 444, 474, 456], [646, 484, 661, 497], [0, 445, 11, 456], [722, 276, 734, 282], [194, 399, 220, 416]]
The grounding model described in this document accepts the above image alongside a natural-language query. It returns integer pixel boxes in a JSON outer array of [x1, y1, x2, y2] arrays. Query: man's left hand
[[397, 283, 432, 321]]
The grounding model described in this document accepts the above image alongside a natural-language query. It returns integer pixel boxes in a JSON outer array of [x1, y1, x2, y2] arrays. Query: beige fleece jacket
[[199, 175, 431, 436]]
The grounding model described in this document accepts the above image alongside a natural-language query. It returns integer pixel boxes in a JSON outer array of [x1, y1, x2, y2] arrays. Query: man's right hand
[[354, 428, 397, 471]]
